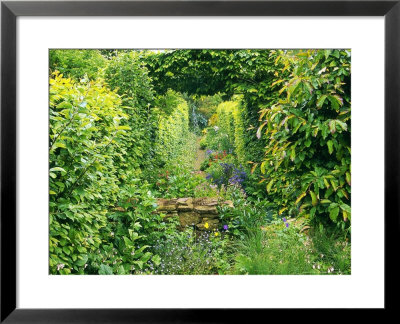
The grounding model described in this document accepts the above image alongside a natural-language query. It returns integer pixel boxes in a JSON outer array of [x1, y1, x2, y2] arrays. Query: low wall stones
[[156, 197, 233, 230]]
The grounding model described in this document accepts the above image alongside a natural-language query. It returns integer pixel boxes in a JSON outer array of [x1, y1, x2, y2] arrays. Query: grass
[[231, 220, 351, 275]]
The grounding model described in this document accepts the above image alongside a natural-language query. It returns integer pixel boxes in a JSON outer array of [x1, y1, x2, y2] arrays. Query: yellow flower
[[214, 232, 219, 237], [204, 222, 209, 229]]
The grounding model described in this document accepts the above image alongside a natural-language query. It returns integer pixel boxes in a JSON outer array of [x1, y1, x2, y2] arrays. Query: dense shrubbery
[[104, 51, 158, 176], [49, 51, 200, 274], [49, 49, 107, 80], [256, 50, 351, 230], [154, 90, 190, 166], [49, 72, 126, 274], [49, 49, 351, 275]]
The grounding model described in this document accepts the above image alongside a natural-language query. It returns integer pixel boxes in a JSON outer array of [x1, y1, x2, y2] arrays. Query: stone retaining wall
[[156, 197, 233, 230]]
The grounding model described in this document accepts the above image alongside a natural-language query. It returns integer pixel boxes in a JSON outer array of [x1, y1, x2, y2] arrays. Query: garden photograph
[[49, 49, 351, 275]]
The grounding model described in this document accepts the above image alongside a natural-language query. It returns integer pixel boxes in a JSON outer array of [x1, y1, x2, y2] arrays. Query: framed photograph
[[1, 0, 397, 322]]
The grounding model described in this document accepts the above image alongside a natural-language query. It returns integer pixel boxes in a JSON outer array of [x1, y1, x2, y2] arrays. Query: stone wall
[[156, 197, 233, 230]]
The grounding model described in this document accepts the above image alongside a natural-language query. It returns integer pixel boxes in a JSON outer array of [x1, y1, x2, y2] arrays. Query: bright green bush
[[49, 49, 107, 80], [214, 100, 248, 164], [49, 72, 126, 274], [49, 72, 168, 275], [154, 90, 190, 166], [216, 101, 236, 142], [104, 51, 157, 177]]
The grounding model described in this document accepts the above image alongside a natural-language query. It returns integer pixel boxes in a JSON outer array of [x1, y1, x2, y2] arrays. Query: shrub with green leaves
[[256, 49, 351, 229], [104, 51, 157, 177], [49, 71, 168, 275], [49, 72, 127, 274], [154, 90, 190, 166], [212, 100, 248, 164], [49, 49, 107, 80]]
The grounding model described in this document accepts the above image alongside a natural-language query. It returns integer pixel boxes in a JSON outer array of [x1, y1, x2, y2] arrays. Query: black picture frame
[[1, 0, 398, 322]]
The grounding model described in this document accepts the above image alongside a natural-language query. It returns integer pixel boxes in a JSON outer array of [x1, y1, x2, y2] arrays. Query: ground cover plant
[[49, 49, 351, 275]]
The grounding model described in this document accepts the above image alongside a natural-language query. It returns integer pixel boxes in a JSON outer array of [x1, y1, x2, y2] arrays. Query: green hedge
[[213, 100, 247, 164], [49, 49, 107, 80], [49, 72, 126, 274], [154, 90, 190, 166], [104, 51, 157, 176], [49, 51, 193, 275]]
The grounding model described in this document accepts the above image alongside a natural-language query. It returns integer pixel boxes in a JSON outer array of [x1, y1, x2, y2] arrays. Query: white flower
[[57, 263, 65, 271], [213, 126, 219, 132]]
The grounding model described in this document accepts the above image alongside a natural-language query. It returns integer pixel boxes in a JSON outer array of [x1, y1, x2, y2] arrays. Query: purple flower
[[282, 217, 287, 222], [223, 225, 228, 230], [285, 223, 289, 228]]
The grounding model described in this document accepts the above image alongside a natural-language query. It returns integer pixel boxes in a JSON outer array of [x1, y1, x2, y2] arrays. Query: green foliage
[[215, 101, 236, 147], [49, 49, 107, 80], [310, 228, 351, 274], [49, 49, 351, 275], [201, 127, 233, 154], [154, 90, 190, 166], [195, 94, 223, 119], [49, 72, 126, 274], [234, 224, 318, 275], [231, 216, 350, 275], [182, 94, 214, 133], [199, 136, 207, 149], [150, 133, 209, 198], [218, 192, 273, 239], [150, 228, 233, 274], [49, 68, 179, 275], [212, 100, 248, 164], [145, 49, 283, 165], [104, 51, 157, 176], [256, 50, 351, 228]]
